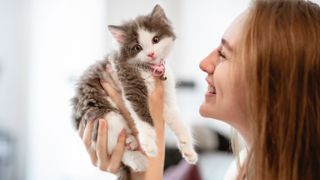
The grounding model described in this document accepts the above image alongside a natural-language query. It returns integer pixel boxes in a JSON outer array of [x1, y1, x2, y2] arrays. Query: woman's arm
[[129, 78, 165, 180]]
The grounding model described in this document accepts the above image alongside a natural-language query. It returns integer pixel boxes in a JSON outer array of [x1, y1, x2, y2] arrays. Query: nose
[[199, 49, 217, 74], [147, 52, 155, 58]]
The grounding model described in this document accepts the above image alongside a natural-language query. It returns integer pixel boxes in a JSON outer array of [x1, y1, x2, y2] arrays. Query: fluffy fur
[[71, 4, 198, 179]]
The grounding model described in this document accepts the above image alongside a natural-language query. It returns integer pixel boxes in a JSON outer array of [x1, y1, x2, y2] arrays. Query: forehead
[[222, 10, 249, 49], [138, 28, 156, 45]]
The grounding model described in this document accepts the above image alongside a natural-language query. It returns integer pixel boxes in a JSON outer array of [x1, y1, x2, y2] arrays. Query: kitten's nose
[[147, 52, 155, 58]]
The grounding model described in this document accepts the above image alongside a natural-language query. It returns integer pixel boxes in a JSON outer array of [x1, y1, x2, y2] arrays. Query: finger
[[78, 120, 84, 138], [107, 129, 127, 174], [82, 120, 98, 165], [105, 62, 121, 91], [82, 120, 94, 148], [96, 119, 109, 170], [109, 70, 121, 88], [100, 80, 120, 98], [100, 80, 128, 116], [153, 78, 164, 97]]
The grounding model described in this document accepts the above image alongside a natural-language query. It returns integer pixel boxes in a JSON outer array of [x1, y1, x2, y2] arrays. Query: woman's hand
[[79, 118, 127, 174]]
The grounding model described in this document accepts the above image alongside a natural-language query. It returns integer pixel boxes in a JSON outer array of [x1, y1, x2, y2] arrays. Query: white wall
[[0, 0, 28, 179], [26, 0, 114, 179]]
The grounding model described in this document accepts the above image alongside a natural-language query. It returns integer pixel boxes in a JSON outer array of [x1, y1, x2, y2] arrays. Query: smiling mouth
[[206, 76, 217, 95]]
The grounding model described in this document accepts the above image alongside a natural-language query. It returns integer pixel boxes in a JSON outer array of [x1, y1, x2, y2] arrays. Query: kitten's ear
[[108, 25, 125, 44], [150, 4, 168, 23]]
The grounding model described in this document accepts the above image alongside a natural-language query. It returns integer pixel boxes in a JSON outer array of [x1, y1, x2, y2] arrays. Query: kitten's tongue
[[151, 59, 165, 77]]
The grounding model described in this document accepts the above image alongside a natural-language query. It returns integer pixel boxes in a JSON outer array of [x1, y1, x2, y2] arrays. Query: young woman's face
[[199, 12, 249, 130]]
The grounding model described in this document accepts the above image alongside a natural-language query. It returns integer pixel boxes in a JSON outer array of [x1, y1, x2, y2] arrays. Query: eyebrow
[[221, 38, 233, 52]]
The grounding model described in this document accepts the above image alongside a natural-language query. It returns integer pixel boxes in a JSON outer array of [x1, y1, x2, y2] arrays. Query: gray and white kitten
[[71, 4, 198, 176]]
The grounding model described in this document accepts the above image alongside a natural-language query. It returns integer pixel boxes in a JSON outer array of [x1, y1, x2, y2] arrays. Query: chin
[[200, 103, 223, 120], [199, 104, 211, 118]]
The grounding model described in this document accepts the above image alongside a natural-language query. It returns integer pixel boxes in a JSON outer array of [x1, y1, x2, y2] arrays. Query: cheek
[[205, 64, 243, 119], [218, 78, 246, 120], [135, 51, 148, 62], [213, 64, 230, 98]]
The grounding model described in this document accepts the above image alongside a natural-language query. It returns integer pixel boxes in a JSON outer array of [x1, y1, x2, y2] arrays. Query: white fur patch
[[122, 150, 148, 172], [139, 71, 155, 95], [104, 112, 129, 154], [103, 112, 150, 172]]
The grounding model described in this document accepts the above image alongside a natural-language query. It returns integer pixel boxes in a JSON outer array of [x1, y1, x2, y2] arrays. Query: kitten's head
[[108, 4, 175, 65]]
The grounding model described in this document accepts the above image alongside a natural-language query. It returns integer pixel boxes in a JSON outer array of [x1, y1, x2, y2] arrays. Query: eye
[[132, 44, 142, 52], [218, 49, 227, 62], [152, 36, 160, 44]]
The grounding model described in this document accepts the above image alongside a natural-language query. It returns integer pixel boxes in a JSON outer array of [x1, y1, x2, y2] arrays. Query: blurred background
[[4, 0, 318, 180]]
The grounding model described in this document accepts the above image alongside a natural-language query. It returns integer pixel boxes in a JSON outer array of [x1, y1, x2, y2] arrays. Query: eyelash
[[218, 49, 227, 60]]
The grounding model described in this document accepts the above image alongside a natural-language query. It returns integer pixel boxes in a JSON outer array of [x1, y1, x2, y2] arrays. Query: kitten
[[71, 4, 198, 177]]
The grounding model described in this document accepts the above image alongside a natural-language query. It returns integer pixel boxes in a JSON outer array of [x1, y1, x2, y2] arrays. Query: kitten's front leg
[[164, 104, 198, 164]]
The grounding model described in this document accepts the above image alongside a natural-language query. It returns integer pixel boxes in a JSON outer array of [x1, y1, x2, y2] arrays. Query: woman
[[79, 0, 320, 179]]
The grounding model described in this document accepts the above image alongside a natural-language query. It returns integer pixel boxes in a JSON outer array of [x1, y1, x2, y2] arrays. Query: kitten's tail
[[117, 166, 131, 180]]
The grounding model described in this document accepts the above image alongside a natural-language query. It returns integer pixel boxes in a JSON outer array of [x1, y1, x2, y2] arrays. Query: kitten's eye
[[152, 36, 160, 44], [132, 44, 142, 52]]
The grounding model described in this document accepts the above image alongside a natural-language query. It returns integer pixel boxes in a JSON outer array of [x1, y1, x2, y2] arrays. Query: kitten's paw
[[125, 135, 139, 151], [139, 136, 158, 157], [179, 142, 198, 164], [137, 127, 158, 157], [123, 151, 148, 172]]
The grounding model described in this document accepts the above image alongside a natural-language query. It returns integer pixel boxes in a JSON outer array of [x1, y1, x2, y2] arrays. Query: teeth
[[208, 86, 216, 94]]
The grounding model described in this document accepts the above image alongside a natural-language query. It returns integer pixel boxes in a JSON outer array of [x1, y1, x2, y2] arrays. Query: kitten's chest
[[140, 71, 155, 95]]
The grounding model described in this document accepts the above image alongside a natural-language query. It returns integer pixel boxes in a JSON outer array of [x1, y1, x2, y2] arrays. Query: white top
[[223, 149, 248, 180]]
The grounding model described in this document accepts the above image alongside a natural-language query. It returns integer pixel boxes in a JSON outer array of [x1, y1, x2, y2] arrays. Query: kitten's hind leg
[[136, 121, 158, 157], [125, 134, 139, 151], [122, 150, 148, 172], [104, 112, 130, 155], [104, 112, 148, 172]]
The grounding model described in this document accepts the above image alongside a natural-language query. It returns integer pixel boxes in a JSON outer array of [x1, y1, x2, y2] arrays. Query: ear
[[150, 4, 168, 23], [108, 25, 125, 44]]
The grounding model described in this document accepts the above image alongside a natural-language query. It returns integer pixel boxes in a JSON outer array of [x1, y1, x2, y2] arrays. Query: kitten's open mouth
[[148, 59, 166, 77]]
